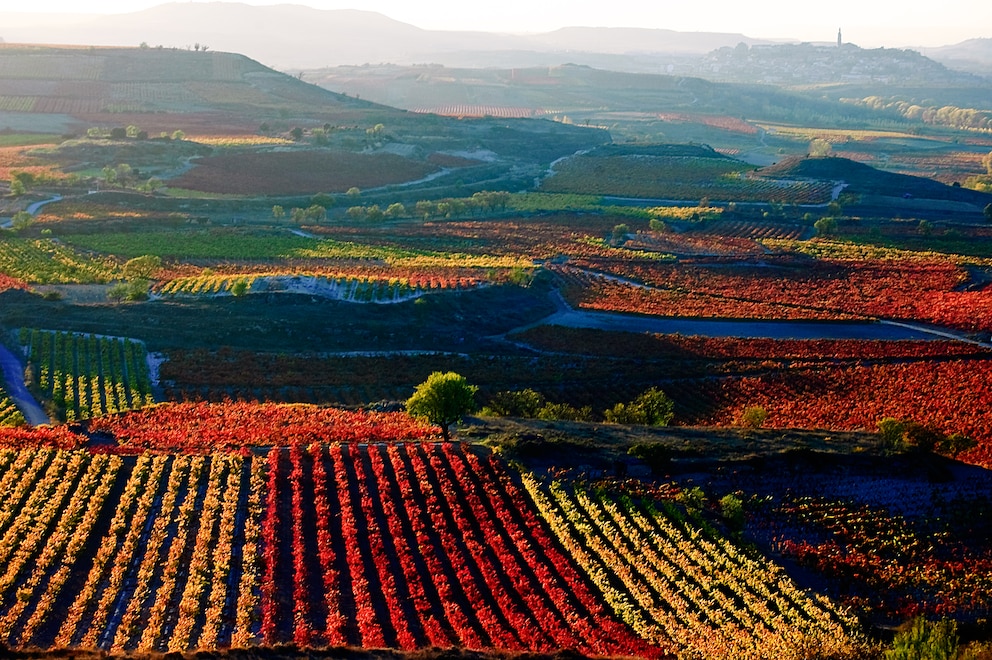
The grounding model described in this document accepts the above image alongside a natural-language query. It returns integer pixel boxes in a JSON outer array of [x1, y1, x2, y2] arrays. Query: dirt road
[[0, 344, 49, 426]]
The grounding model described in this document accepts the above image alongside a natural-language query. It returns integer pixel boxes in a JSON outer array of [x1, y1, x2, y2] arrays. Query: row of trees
[[272, 190, 512, 225], [407, 374, 678, 440]]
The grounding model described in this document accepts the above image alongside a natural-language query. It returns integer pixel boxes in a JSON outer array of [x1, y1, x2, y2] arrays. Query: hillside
[[0, 44, 400, 135], [761, 156, 992, 209]]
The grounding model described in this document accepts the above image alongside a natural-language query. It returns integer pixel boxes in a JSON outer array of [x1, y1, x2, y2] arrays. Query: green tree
[[611, 223, 630, 245], [917, 219, 933, 236], [304, 205, 326, 222], [311, 193, 336, 209], [604, 388, 675, 426], [415, 200, 435, 220], [536, 402, 592, 422], [483, 389, 545, 418], [171, 130, 185, 141], [289, 127, 304, 140], [272, 205, 285, 220], [885, 617, 959, 660], [385, 202, 406, 219], [10, 211, 33, 231], [719, 494, 745, 534], [814, 216, 837, 237], [406, 371, 478, 441], [122, 255, 162, 280], [878, 417, 907, 451], [365, 204, 384, 222], [346, 187, 361, 199]]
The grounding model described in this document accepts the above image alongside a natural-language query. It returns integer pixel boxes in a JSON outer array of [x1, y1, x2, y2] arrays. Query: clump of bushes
[[877, 417, 976, 456]]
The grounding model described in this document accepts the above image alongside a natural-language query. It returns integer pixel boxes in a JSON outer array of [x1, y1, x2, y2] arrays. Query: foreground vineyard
[[0, 442, 870, 658]]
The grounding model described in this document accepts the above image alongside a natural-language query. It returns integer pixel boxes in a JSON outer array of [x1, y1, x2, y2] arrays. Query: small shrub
[[604, 388, 674, 426], [877, 417, 906, 451], [482, 389, 546, 418], [719, 493, 745, 533], [536, 402, 592, 422], [677, 486, 705, 513], [736, 405, 768, 429]]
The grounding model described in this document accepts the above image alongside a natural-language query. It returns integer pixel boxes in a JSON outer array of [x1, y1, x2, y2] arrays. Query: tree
[[814, 216, 837, 237], [290, 127, 304, 140], [311, 193, 335, 209], [385, 202, 406, 219], [604, 388, 675, 426], [271, 205, 285, 220], [406, 371, 478, 441], [611, 223, 630, 246], [885, 617, 959, 660], [719, 494, 745, 534], [171, 130, 185, 141], [808, 138, 833, 157], [365, 204, 384, 222], [304, 204, 326, 222], [415, 200, 435, 220], [10, 211, 33, 231], [483, 389, 545, 418], [122, 255, 162, 280], [346, 187, 361, 199]]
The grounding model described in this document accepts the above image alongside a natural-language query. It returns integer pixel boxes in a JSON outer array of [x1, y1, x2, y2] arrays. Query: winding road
[[0, 344, 49, 426]]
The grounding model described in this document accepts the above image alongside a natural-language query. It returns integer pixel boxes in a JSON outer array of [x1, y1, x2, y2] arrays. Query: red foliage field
[[88, 402, 439, 452], [559, 257, 992, 333], [694, 358, 992, 467], [170, 151, 437, 194]]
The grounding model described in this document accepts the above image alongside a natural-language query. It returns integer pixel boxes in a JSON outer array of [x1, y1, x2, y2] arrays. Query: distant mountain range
[[0, 2, 987, 76], [922, 38, 992, 75]]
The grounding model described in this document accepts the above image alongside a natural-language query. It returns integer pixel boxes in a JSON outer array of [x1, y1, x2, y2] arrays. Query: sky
[[2, 0, 989, 47]]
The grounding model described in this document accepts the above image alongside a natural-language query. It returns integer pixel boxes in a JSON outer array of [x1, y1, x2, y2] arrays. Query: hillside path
[[0, 344, 50, 426]]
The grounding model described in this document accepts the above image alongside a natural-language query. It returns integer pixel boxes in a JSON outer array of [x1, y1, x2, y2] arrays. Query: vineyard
[[0, 388, 25, 427], [0, 441, 874, 658], [0, 237, 118, 285], [541, 153, 835, 203], [19, 329, 155, 422], [553, 253, 992, 334], [3, 39, 992, 660], [155, 271, 485, 302]]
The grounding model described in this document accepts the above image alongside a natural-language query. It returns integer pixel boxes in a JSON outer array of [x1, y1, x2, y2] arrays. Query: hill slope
[[0, 44, 395, 135]]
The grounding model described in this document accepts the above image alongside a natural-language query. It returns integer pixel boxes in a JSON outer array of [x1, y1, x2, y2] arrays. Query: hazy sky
[[4, 0, 990, 47]]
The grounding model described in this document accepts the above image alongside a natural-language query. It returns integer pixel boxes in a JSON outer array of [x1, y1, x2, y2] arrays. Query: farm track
[[0, 343, 49, 426]]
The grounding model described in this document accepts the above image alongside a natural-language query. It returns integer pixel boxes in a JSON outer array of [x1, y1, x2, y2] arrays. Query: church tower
[[837, 28, 842, 47]]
